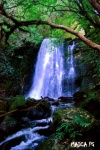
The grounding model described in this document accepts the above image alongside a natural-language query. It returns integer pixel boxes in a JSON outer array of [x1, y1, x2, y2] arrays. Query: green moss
[[9, 95, 25, 111], [3, 116, 16, 122]]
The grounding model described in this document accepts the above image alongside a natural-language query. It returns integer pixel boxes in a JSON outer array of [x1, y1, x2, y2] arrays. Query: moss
[[37, 111, 96, 150], [9, 95, 26, 111], [53, 108, 94, 127], [26, 98, 37, 106], [38, 101, 50, 110], [3, 116, 16, 122]]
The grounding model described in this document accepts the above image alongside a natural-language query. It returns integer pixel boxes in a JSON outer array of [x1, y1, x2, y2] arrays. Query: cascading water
[[0, 118, 52, 150], [26, 38, 64, 99], [0, 39, 76, 150], [26, 38, 76, 99], [64, 42, 76, 97]]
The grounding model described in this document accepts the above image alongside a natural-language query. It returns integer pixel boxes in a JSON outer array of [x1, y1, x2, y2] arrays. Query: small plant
[[74, 113, 90, 127], [55, 112, 91, 140], [55, 121, 82, 140]]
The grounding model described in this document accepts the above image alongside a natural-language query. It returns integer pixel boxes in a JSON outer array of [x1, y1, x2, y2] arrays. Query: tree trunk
[[89, 0, 100, 14]]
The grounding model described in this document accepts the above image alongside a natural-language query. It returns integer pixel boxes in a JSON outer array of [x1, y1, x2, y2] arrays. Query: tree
[[89, 0, 100, 14], [0, 0, 100, 51]]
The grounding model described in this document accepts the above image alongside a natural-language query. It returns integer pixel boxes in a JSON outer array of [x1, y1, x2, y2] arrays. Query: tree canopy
[[0, 0, 100, 50], [0, 0, 100, 93]]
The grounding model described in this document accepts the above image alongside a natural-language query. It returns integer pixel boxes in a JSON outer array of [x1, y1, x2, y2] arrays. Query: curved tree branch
[[1, 0, 100, 51], [6, 20, 100, 51]]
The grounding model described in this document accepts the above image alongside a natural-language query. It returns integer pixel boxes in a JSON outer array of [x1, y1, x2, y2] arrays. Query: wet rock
[[37, 126, 53, 136], [58, 96, 73, 102], [0, 126, 6, 141], [52, 101, 59, 106], [9, 95, 26, 111], [36, 135, 72, 150], [44, 97, 55, 102], [53, 107, 94, 128], [28, 101, 51, 120], [0, 135, 25, 150], [36, 135, 55, 150], [0, 116, 21, 142], [26, 98, 38, 106]]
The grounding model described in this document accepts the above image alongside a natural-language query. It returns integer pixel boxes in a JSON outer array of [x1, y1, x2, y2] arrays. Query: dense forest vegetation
[[0, 0, 100, 93], [0, 0, 100, 149]]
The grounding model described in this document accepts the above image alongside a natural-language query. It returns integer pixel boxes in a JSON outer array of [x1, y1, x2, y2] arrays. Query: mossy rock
[[26, 98, 38, 106], [38, 101, 50, 110], [0, 100, 6, 112], [37, 107, 98, 150], [3, 116, 16, 122], [36, 135, 74, 150], [37, 136, 63, 150], [28, 101, 51, 120], [0, 116, 18, 141], [36, 135, 55, 150], [53, 107, 94, 128], [9, 95, 26, 111]]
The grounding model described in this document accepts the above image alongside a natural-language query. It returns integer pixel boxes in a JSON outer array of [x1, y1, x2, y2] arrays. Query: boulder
[[28, 101, 51, 120], [0, 116, 20, 142], [58, 96, 73, 102]]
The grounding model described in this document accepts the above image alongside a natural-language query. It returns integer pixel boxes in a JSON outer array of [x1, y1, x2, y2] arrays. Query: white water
[[0, 39, 76, 150], [26, 38, 64, 99], [26, 38, 76, 99], [66, 42, 76, 96], [0, 121, 50, 150], [10, 133, 44, 150]]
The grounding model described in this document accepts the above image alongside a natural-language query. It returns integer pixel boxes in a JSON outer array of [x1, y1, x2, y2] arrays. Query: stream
[[0, 100, 74, 150], [0, 38, 78, 150]]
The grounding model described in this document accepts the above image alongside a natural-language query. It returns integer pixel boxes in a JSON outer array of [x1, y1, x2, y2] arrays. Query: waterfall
[[65, 42, 76, 97], [26, 38, 76, 99], [0, 39, 76, 150], [26, 38, 64, 99]]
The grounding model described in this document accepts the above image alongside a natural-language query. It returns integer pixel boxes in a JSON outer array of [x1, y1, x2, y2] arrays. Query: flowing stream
[[0, 38, 76, 150], [0, 102, 74, 150]]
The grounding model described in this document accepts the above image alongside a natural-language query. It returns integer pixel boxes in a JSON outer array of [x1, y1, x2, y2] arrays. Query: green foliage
[[83, 88, 99, 101], [55, 121, 82, 140], [73, 113, 90, 127], [55, 109, 93, 140], [9, 95, 25, 110], [0, 0, 100, 97], [0, 51, 14, 78]]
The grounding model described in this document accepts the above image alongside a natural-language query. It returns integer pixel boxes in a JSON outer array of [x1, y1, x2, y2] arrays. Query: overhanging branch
[[7, 20, 100, 51]]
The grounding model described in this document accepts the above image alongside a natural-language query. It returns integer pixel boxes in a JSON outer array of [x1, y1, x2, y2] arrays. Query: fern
[[55, 132, 65, 140], [74, 114, 90, 127]]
